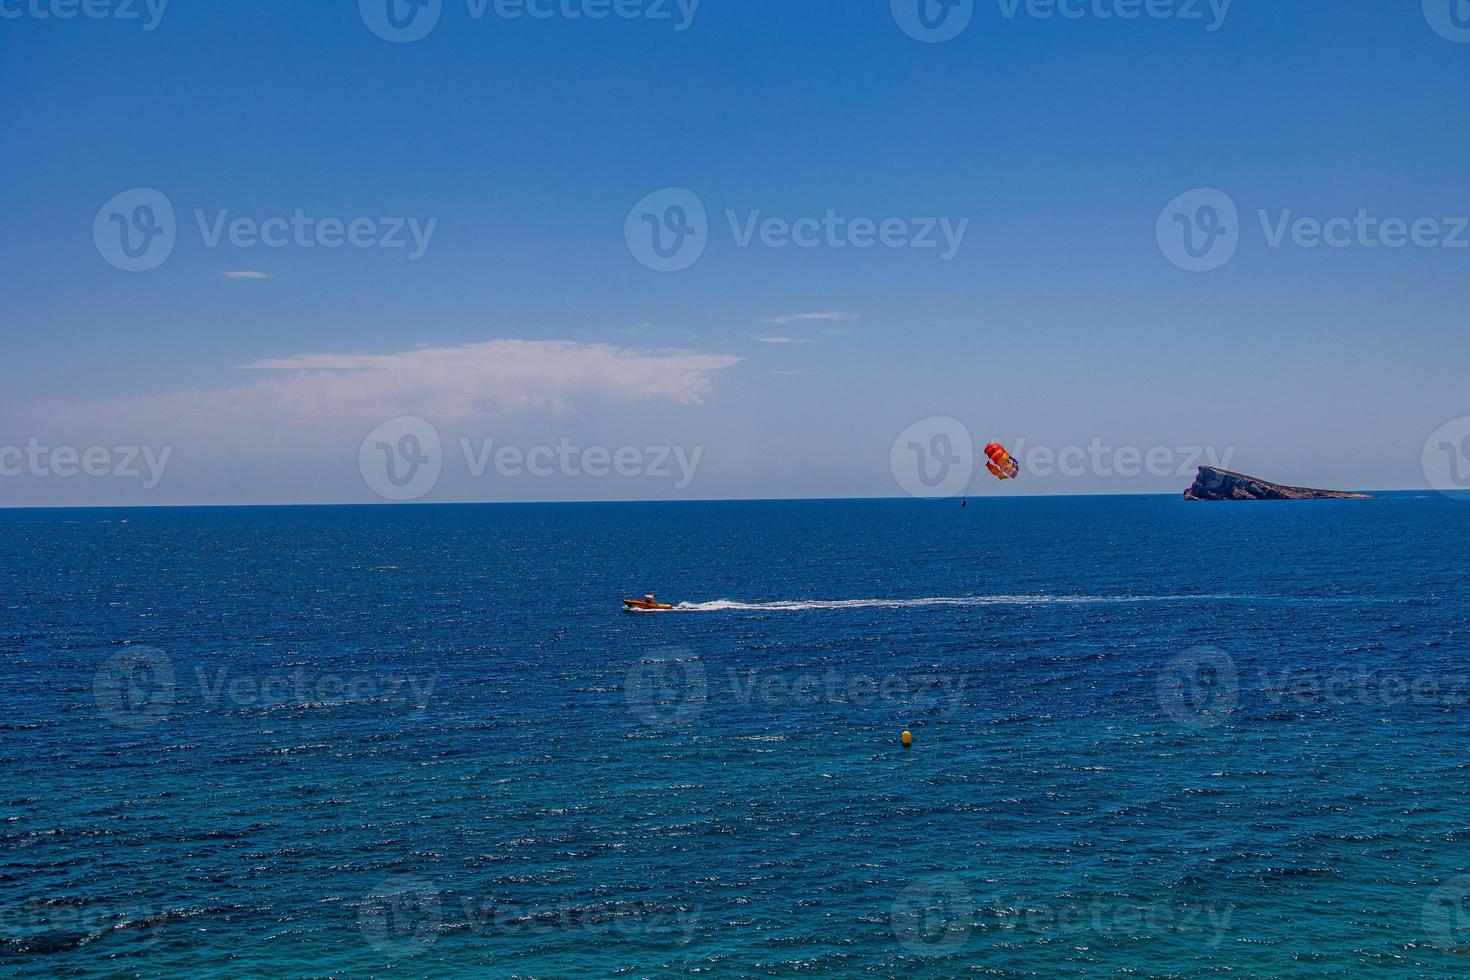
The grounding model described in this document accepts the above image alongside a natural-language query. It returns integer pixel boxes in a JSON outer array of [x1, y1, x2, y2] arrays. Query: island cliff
[[1184, 467, 1370, 501]]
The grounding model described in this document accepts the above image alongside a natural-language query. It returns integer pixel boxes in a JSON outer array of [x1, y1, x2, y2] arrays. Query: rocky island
[[1184, 466, 1370, 501]]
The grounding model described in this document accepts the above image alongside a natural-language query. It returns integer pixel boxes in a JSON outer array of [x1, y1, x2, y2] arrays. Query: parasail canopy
[[984, 442, 1019, 481]]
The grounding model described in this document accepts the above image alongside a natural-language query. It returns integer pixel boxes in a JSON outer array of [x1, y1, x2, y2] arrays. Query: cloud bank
[[760, 311, 858, 325], [29, 339, 744, 432]]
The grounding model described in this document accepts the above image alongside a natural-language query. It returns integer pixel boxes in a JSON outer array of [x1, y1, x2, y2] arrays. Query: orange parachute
[[961, 440, 1020, 508], [984, 442, 1019, 481]]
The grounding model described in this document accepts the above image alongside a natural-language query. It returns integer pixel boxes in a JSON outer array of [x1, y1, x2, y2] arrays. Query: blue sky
[[2, 0, 1468, 505]]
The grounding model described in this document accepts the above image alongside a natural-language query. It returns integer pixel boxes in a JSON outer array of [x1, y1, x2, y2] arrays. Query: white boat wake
[[670, 594, 1248, 613]]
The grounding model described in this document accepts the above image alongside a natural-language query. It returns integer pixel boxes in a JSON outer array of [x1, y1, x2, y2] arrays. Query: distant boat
[[623, 595, 674, 612]]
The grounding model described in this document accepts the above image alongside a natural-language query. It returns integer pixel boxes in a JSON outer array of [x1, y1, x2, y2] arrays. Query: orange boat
[[623, 594, 674, 612]]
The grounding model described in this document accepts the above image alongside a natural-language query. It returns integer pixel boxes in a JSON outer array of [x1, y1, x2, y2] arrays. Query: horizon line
[[0, 488, 1433, 512]]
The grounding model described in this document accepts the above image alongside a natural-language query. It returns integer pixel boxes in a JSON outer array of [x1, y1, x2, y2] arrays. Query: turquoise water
[[3, 495, 1470, 976]]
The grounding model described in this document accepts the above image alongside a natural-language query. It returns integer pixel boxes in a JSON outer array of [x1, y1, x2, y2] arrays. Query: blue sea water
[[2, 494, 1470, 977]]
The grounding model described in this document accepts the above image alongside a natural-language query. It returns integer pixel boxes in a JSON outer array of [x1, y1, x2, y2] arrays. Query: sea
[[2, 494, 1469, 977]]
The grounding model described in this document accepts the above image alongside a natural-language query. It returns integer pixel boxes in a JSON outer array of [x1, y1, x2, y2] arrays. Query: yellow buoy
[[901, 730, 912, 748]]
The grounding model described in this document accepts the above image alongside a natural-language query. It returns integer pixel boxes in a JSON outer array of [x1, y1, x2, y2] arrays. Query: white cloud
[[223, 270, 271, 280], [33, 339, 743, 431], [760, 311, 858, 325], [753, 335, 816, 345]]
